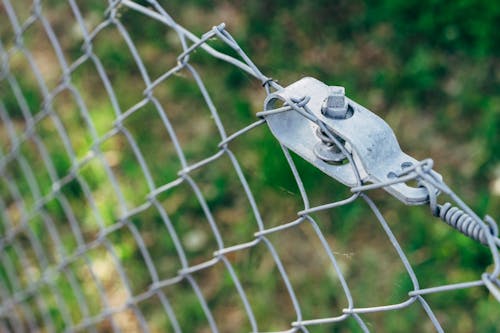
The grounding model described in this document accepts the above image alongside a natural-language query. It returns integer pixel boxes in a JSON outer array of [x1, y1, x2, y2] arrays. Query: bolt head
[[321, 86, 348, 119]]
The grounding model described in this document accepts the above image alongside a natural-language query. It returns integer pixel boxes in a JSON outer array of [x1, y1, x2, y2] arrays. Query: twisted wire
[[435, 202, 499, 246], [0, 1, 498, 332]]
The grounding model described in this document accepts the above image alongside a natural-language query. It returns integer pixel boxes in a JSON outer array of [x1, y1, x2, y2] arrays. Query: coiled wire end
[[434, 202, 499, 246]]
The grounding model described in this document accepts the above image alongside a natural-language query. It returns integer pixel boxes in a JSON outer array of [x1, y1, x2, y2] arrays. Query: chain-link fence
[[0, 1, 499, 332]]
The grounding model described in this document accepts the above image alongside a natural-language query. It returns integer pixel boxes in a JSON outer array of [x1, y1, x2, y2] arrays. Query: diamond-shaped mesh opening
[[0, 116, 10, 154], [38, 282, 72, 331], [22, 295, 45, 331], [90, 129, 152, 211], [91, 23, 146, 113], [1, 243, 31, 290], [21, 19, 64, 92], [1, 1, 498, 332], [150, 74, 225, 164], [185, 152, 260, 246], [0, 178, 23, 229], [127, 204, 183, 281], [14, 138, 54, 197], [4, 303, 32, 332], [157, 180, 220, 266], [70, 59, 120, 137], [71, 0, 109, 35], [50, 269, 87, 326], [160, 278, 217, 332], [118, 5, 185, 81], [69, 256, 109, 319], [1, 51, 45, 119], [119, 99, 182, 188], [39, 1, 87, 65], [111, 307, 146, 333], [188, 261, 256, 333], [93, 318, 116, 332], [3, 0, 33, 26], [0, 14, 15, 52], [85, 244, 131, 310], [228, 242, 298, 332], [16, 225, 45, 280], [30, 211, 68, 267], [41, 196, 81, 255], [34, 114, 73, 179], [136, 292, 180, 332], [231, 125, 304, 229], [105, 222, 156, 296], [49, 89, 95, 159], [266, 221, 351, 319], [0, 251, 16, 295], [57, 176, 102, 244], [77, 153, 124, 227], [2, 157, 34, 212]]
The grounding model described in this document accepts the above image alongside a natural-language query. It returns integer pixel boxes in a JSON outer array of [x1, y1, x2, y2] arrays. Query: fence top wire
[[0, 0, 499, 332]]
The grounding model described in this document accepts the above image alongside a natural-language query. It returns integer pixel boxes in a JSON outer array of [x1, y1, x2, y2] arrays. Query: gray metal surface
[[0, 0, 498, 332], [263, 77, 442, 205]]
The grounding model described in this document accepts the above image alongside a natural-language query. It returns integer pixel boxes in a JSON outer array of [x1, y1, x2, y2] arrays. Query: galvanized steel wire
[[0, 1, 498, 332]]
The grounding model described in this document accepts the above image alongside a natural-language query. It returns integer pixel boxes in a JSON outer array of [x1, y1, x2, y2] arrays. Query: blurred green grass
[[0, 0, 499, 332]]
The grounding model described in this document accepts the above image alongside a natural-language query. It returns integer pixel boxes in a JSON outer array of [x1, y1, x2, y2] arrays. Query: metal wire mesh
[[0, 1, 498, 332]]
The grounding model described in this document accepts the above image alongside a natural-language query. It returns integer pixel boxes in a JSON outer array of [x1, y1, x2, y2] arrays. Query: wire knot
[[262, 77, 277, 87], [291, 95, 311, 108]]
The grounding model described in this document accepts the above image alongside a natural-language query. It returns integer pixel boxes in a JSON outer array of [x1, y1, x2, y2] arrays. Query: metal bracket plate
[[263, 77, 441, 205]]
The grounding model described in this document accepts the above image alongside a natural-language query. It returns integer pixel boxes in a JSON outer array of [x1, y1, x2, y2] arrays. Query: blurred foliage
[[0, 0, 499, 332]]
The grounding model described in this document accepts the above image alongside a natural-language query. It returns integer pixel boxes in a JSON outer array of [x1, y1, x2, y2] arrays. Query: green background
[[0, 0, 499, 332]]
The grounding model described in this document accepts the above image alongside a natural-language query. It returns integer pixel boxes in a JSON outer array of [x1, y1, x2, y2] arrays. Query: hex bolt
[[321, 86, 349, 119]]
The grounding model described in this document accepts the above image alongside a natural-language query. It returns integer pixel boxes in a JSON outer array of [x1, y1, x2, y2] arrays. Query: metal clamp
[[262, 77, 442, 205]]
